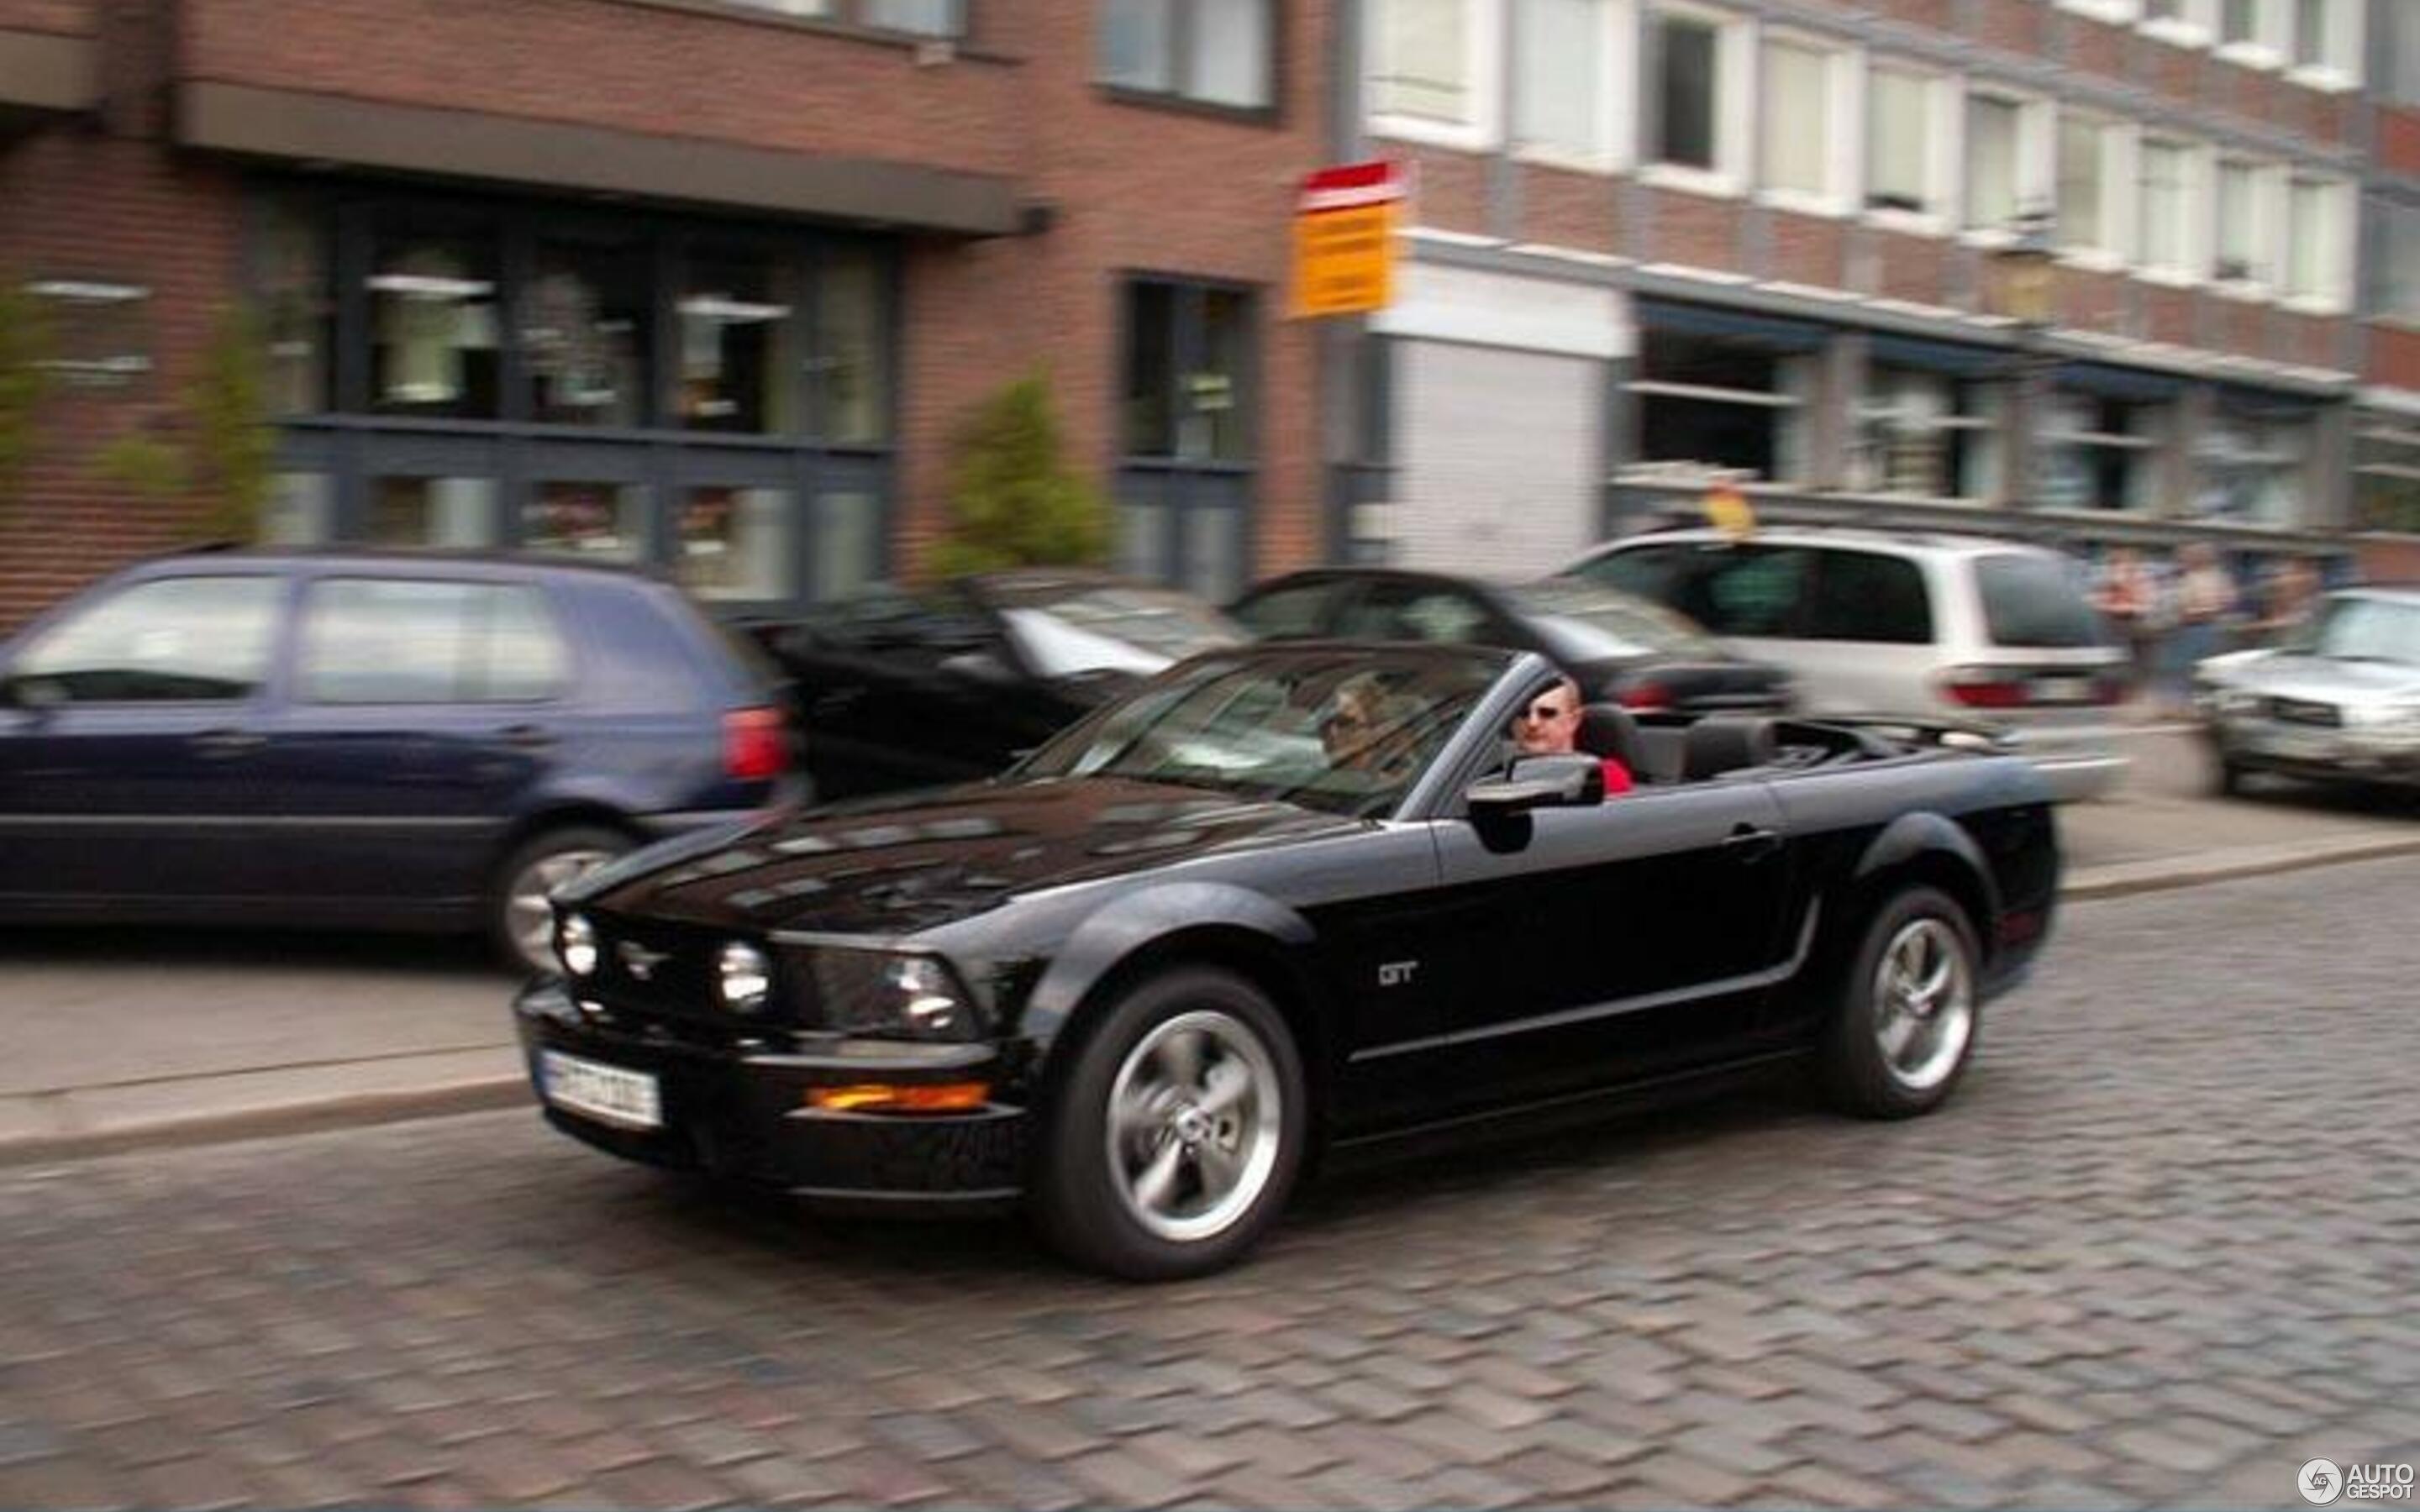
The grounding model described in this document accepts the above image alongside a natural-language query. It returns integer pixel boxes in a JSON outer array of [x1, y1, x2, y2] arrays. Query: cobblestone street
[[4, 856, 2417, 1510]]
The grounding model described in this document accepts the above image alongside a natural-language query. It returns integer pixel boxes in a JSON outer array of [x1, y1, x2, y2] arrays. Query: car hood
[[571, 776, 1369, 935], [2207, 652, 2420, 707]]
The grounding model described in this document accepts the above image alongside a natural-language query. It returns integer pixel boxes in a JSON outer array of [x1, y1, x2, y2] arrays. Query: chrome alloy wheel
[[1872, 916, 1975, 1093], [507, 848, 618, 971], [1105, 1010, 1283, 1244]]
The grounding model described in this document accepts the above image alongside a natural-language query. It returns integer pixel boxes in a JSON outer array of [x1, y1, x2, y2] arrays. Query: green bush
[[928, 371, 1109, 578], [0, 283, 53, 515]]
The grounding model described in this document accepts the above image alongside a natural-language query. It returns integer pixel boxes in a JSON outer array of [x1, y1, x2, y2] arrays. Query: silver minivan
[[1565, 527, 2130, 801]]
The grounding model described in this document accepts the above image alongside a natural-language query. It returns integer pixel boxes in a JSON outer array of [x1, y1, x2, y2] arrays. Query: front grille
[[588, 916, 722, 1021], [2268, 696, 2343, 728]]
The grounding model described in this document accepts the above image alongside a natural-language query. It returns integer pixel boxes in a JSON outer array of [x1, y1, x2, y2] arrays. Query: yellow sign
[[1705, 485, 1756, 540], [1291, 202, 1400, 318]]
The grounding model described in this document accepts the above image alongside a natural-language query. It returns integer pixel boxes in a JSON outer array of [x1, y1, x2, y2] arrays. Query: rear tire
[[1031, 967, 1306, 1281], [1818, 886, 1981, 1120], [492, 824, 633, 974]]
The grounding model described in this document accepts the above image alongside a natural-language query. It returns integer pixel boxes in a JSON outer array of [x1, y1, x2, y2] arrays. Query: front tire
[[1032, 968, 1306, 1281], [492, 824, 633, 974], [1818, 886, 1981, 1119]]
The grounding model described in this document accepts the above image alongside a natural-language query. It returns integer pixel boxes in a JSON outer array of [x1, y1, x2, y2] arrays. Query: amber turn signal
[[808, 1081, 991, 1114]]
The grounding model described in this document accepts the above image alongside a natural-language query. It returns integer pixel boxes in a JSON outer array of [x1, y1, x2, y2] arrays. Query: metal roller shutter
[[1394, 340, 1601, 579]]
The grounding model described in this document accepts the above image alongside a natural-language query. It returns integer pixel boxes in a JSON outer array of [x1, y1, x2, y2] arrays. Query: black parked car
[[744, 569, 1246, 800], [0, 548, 800, 971], [1229, 567, 1795, 716], [518, 641, 2059, 1278]]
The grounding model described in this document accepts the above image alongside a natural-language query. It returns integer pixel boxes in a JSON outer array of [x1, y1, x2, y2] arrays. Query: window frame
[[1510, 0, 1636, 174], [1861, 61, 1957, 236], [2138, 0, 2216, 48], [2283, 0, 2361, 91], [1753, 30, 1858, 218], [2054, 108, 2133, 270], [2209, 155, 2281, 297], [1366, 0, 1503, 151], [2134, 134, 2206, 286], [1097, 0, 1281, 116], [1638, 0, 1753, 198], [2281, 174, 2354, 312], [1958, 85, 2053, 245]]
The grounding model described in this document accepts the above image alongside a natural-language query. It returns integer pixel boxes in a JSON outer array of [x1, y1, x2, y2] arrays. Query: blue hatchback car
[[0, 549, 802, 970]]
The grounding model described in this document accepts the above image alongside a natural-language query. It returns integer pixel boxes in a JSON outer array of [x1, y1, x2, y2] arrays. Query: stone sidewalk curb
[[5, 831, 2417, 1168]]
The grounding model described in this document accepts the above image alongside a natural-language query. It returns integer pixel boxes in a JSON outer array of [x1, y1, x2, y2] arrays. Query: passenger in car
[[1513, 676, 1634, 796]]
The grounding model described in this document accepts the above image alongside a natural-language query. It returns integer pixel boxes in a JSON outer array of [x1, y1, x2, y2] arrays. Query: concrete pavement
[[2, 724, 2413, 1167]]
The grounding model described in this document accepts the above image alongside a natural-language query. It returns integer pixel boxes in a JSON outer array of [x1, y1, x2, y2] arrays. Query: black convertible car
[[517, 643, 2060, 1278]]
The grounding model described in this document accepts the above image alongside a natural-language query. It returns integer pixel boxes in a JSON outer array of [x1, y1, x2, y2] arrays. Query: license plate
[[539, 1050, 662, 1131], [2032, 676, 2095, 704]]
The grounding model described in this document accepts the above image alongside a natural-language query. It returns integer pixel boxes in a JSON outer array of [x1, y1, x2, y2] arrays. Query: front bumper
[[513, 980, 1027, 1213], [2204, 717, 2420, 786]]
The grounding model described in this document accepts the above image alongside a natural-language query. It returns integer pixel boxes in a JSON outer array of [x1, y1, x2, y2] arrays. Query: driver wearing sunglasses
[[1513, 676, 1634, 796]]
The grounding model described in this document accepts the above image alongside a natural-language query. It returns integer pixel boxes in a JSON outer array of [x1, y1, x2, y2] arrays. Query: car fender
[[1845, 811, 2002, 948], [1018, 880, 1318, 1060]]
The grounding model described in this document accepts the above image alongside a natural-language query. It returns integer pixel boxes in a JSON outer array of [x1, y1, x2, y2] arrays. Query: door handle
[[496, 723, 557, 752], [191, 728, 265, 759], [1722, 824, 1783, 862]]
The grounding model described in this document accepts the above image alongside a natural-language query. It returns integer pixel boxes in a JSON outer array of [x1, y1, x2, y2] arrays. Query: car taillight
[[1941, 669, 2030, 710], [2091, 675, 2126, 706], [1618, 682, 1673, 711], [723, 707, 789, 782]]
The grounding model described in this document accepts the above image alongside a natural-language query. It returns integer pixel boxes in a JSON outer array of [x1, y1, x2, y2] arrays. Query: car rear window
[[1976, 554, 2107, 648]]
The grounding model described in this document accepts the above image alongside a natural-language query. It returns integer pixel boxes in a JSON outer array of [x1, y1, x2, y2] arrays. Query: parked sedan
[[1228, 567, 1795, 717], [2194, 586, 2420, 795], [744, 569, 1247, 801], [518, 641, 2060, 1279], [0, 549, 799, 971]]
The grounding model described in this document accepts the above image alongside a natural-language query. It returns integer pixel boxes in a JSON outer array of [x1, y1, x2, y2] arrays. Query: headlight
[[717, 942, 772, 1016], [811, 949, 978, 1041], [557, 913, 598, 977]]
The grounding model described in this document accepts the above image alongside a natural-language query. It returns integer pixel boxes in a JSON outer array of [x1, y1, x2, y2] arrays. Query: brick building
[[0, 0, 1338, 632], [2355, 0, 2420, 578], [1337, 0, 2402, 591]]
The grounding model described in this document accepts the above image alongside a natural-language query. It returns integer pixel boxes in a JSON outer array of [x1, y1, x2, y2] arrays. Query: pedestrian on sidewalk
[[2093, 546, 2162, 710], [2165, 543, 2239, 711]]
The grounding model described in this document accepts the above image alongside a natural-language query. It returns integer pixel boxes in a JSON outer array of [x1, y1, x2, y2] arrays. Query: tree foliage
[[928, 371, 1110, 579], [0, 283, 54, 516]]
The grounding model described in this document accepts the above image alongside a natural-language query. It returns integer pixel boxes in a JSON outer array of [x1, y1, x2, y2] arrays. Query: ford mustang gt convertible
[[517, 643, 2060, 1278]]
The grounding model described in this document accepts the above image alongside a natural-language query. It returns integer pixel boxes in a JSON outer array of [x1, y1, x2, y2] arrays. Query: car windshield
[[1508, 579, 1724, 661], [987, 580, 1247, 679], [1016, 648, 1505, 816], [2287, 597, 2420, 665]]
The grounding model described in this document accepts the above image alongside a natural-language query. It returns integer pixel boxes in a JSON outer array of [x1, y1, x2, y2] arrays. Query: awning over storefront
[[0, 28, 97, 126], [2055, 361, 2186, 403], [1635, 298, 1830, 352], [1869, 333, 2007, 377], [176, 82, 1023, 238]]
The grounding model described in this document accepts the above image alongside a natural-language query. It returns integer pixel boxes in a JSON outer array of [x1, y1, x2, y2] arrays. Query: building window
[[369, 476, 500, 549], [1099, 0, 1274, 109], [1866, 66, 1944, 221], [2212, 159, 2272, 286], [2057, 113, 2122, 260], [858, 0, 961, 36], [2041, 389, 2168, 512], [2284, 176, 2348, 307], [256, 197, 330, 417], [1648, 6, 1743, 186], [368, 227, 500, 418], [2393, 0, 2420, 102], [2380, 201, 2420, 325], [1627, 321, 1815, 485], [1369, 0, 1496, 144], [1853, 365, 2006, 501], [2221, 0, 2259, 42], [525, 237, 650, 428], [818, 244, 891, 444], [2195, 402, 2311, 526], [1964, 94, 2025, 234], [2137, 137, 2197, 279], [2355, 419, 2420, 533], [1757, 37, 1845, 210], [677, 486, 795, 601], [1514, 0, 1622, 167], [523, 481, 650, 562], [679, 249, 801, 434]]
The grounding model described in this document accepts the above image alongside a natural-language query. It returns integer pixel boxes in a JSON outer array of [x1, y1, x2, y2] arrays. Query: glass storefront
[[252, 186, 897, 608]]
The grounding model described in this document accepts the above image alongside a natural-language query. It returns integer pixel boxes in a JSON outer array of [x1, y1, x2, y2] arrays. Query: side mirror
[[1465, 753, 1603, 818]]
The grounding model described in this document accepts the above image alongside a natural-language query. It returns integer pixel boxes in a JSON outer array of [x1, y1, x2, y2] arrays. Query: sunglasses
[[1521, 701, 1576, 722], [1323, 710, 1370, 735]]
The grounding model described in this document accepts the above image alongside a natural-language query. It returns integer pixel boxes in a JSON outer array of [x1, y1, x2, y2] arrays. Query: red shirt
[[1600, 757, 1634, 796]]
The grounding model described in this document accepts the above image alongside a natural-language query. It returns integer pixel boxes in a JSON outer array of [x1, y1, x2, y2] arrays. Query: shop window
[[260, 473, 334, 545], [1516, 0, 1620, 166], [2195, 404, 2311, 527], [680, 251, 801, 434], [2040, 391, 2167, 512], [368, 232, 500, 417], [525, 239, 650, 428], [369, 477, 499, 549], [818, 245, 891, 444], [1100, 0, 1273, 108], [2355, 422, 2420, 533], [677, 486, 794, 601], [523, 481, 650, 562], [1853, 365, 2006, 501], [256, 197, 330, 416], [816, 491, 884, 601], [1628, 326, 1812, 485]]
